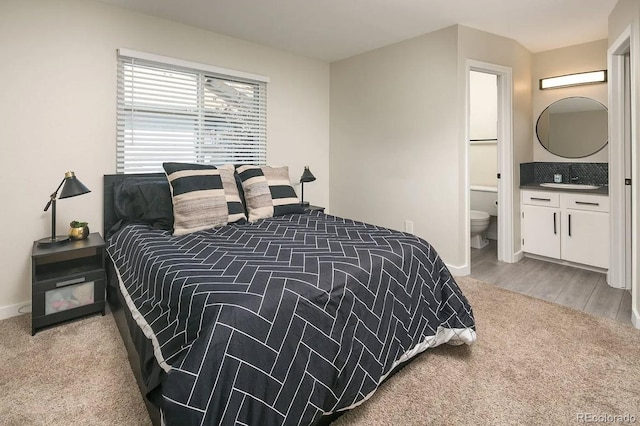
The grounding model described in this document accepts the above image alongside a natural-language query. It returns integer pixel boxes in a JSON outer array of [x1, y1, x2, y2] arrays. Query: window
[[117, 49, 268, 173]]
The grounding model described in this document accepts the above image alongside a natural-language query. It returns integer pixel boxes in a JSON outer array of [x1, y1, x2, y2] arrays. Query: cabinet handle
[[553, 212, 557, 235], [568, 214, 572, 237], [531, 197, 551, 201], [56, 277, 86, 288], [575, 201, 599, 206]]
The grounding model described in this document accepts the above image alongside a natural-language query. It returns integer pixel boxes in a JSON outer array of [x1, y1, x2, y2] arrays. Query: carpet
[[0, 312, 151, 425], [0, 276, 638, 425]]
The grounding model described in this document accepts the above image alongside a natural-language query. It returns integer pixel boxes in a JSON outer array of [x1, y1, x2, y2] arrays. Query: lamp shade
[[300, 166, 316, 183], [59, 171, 91, 199]]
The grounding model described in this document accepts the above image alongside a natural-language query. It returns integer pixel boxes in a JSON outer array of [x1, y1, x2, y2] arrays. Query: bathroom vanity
[[520, 95, 610, 271], [521, 187, 609, 269]]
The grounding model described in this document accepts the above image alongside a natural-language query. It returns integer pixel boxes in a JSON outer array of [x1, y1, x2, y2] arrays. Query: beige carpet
[[0, 312, 151, 425], [1, 276, 638, 425]]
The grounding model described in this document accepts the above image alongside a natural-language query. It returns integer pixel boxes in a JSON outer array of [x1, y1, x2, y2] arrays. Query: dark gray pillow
[[113, 178, 173, 230]]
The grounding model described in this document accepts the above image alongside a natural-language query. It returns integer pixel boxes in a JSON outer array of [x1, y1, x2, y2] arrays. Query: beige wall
[[532, 39, 609, 162], [470, 144, 498, 187], [469, 71, 498, 140], [609, 0, 640, 43], [0, 0, 330, 314], [330, 26, 460, 263], [330, 25, 532, 270]]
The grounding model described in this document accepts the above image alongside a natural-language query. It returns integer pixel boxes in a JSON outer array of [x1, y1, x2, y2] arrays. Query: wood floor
[[469, 240, 633, 326]]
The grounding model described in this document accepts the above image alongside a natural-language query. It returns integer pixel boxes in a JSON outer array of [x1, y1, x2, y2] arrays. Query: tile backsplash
[[520, 162, 608, 186]]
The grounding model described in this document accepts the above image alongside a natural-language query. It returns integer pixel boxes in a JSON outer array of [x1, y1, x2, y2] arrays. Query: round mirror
[[536, 97, 608, 158]]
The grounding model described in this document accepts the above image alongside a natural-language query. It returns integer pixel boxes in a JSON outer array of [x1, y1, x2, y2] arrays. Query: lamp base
[[300, 201, 310, 207], [37, 235, 71, 248]]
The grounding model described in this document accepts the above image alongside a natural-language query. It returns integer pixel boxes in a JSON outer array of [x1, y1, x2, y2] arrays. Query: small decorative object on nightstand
[[38, 171, 91, 247], [299, 166, 316, 207], [31, 232, 106, 335], [69, 221, 90, 240], [304, 205, 325, 213]]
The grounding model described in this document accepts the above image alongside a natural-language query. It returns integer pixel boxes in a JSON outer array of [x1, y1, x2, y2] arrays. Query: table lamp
[[299, 166, 316, 207], [38, 171, 91, 247]]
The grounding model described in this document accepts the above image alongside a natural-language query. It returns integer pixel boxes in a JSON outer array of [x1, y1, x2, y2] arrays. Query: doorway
[[469, 71, 499, 263], [465, 60, 515, 273]]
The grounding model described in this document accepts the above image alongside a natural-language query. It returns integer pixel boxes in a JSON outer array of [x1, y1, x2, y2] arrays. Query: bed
[[103, 171, 476, 426]]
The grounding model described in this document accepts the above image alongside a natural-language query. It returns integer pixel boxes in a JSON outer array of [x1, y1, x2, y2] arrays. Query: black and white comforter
[[108, 211, 476, 425]]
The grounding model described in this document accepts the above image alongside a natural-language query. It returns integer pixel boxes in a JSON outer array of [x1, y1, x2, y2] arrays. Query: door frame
[[465, 60, 515, 272], [608, 24, 640, 328], [608, 26, 633, 291]]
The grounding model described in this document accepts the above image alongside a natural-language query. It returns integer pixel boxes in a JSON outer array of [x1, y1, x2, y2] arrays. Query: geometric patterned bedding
[[107, 211, 476, 425]]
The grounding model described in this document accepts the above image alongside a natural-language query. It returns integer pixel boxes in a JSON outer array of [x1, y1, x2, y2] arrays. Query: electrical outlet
[[404, 220, 414, 233]]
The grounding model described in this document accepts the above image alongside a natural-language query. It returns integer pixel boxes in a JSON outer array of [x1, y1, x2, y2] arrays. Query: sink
[[540, 183, 600, 190]]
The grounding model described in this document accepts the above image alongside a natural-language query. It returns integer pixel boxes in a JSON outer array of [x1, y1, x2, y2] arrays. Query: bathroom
[[517, 39, 620, 282]]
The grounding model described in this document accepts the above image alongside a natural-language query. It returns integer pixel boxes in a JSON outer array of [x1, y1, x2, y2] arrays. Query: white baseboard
[[447, 263, 470, 276], [513, 250, 524, 262], [0, 301, 31, 321], [632, 307, 640, 330]]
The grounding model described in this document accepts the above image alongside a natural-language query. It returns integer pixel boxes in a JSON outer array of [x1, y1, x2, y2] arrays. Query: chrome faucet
[[568, 165, 579, 183]]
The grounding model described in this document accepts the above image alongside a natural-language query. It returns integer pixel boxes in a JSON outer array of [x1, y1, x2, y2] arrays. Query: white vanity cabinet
[[521, 191, 560, 259], [521, 189, 609, 269], [560, 193, 609, 268]]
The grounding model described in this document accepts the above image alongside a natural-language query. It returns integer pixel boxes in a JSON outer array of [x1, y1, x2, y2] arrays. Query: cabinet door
[[561, 210, 609, 269], [522, 205, 560, 258]]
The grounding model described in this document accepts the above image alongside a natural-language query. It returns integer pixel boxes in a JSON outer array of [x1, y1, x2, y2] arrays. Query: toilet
[[470, 186, 498, 249], [470, 210, 491, 249]]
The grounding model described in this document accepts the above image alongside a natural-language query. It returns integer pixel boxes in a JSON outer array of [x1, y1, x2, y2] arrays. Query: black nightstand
[[304, 205, 325, 213], [31, 233, 106, 335]]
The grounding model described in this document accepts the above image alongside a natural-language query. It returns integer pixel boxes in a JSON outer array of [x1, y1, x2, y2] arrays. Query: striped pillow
[[236, 165, 304, 222], [163, 163, 246, 235], [217, 164, 248, 224]]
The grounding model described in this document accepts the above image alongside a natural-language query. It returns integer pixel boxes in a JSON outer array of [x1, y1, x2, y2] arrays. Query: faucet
[[568, 165, 579, 183]]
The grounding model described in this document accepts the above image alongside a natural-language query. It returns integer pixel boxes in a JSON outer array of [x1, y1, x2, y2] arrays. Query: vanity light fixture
[[539, 70, 607, 90]]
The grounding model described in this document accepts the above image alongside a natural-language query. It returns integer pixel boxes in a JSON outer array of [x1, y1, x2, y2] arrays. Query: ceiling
[[96, 0, 618, 62]]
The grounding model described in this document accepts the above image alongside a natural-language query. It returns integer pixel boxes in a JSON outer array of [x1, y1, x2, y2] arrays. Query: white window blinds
[[117, 50, 268, 173]]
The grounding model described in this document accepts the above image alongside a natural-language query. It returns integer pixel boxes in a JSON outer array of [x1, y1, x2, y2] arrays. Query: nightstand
[[304, 205, 325, 213], [31, 233, 106, 335]]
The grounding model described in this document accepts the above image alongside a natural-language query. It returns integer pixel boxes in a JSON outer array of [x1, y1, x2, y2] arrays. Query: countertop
[[520, 182, 609, 195]]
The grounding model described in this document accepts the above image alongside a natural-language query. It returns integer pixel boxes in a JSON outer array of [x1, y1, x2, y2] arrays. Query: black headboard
[[103, 173, 166, 239]]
